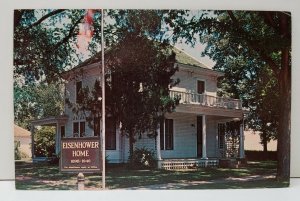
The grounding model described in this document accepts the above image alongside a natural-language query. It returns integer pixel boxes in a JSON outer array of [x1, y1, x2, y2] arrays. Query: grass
[[15, 161, 289, 190]]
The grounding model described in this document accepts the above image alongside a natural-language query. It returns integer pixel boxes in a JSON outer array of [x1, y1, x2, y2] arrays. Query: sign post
[[100, 8, 106, 190]]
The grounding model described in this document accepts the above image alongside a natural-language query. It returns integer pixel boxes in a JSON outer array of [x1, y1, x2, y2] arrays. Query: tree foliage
[[34, 126, 56, 157], [14, 9, 103, 83], [14, 81, 64, 129]]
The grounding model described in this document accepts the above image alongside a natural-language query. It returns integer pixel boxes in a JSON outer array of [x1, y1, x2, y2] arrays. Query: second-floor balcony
[[169, 90, 242, 110]]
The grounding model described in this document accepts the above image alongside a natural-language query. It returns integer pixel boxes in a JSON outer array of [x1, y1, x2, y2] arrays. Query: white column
[[156, 128, 162, 169], [201, 115, 208, 159], [156, 128, 162, 160], [55, 123, 60, 155], [239, 121, 245, 158]]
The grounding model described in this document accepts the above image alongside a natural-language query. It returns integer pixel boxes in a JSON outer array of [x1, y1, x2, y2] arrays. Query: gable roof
[[172, 47, 209, 69]]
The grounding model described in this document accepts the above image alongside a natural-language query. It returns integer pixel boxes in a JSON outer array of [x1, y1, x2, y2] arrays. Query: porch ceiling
[[173, 104, 244, 118]]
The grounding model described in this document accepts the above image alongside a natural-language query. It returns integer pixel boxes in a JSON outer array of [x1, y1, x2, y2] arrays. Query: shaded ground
[[15, 161, 288, 190]]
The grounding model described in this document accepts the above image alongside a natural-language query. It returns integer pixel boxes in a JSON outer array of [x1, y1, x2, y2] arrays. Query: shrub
[[128, 147, 156, 169], [14, 141, 21, 160], [245, 150, 277, 161], [49, 153, 60, 165], [34, 126, 56, 157]]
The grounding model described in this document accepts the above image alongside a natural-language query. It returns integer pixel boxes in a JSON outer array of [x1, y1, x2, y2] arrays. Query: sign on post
[[60, 137, 101, 173]]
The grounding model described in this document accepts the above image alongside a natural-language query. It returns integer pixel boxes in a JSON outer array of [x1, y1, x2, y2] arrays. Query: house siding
[[206, 118, 218, 158], [172, 70, 217, 97], [162, 113, 197, 158]]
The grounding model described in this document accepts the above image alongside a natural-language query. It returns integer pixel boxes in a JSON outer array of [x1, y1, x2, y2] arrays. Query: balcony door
[[197, 80, 205, 94]]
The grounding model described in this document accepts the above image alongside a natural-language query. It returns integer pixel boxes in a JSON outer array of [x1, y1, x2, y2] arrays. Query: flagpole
[[101, 8, 106, 190]]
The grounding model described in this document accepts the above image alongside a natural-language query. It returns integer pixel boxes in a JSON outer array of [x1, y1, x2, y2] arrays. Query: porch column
[[201, 115, 208, 159], [156, 128, 162, 160], [55, 123, 60, 155], [156, 129, 161, 169], [239, 121, 245, 158], [30, 125, 35, 159]]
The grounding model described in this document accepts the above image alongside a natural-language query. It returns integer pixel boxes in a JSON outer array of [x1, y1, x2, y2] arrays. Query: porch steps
[[159, 159, 219, 170]]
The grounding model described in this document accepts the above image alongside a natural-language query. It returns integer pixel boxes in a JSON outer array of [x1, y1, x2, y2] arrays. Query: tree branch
[[227, 11, 280, 75], [53, 15, 84, 51], [260, 12, 291, 41], [26, 9, 66, 29]]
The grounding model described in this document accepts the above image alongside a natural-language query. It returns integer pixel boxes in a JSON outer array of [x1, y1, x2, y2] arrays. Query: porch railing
[[169, 90, 242, 110], [159, 158, 219, 170]]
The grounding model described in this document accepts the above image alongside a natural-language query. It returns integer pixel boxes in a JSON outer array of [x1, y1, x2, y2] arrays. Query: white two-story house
[[31, 47, 246, 169]]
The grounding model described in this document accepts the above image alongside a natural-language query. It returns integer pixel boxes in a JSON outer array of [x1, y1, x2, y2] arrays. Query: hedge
[[245, 150, 277, 161]]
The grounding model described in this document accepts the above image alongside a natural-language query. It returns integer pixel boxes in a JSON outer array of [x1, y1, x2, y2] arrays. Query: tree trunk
[[277, 13, 291, 181], [276, 58, 291, 181], [262, 136, 268, 160]]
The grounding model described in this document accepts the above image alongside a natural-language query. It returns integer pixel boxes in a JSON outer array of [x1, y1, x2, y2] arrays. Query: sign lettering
[[60, 137, 101, 172]]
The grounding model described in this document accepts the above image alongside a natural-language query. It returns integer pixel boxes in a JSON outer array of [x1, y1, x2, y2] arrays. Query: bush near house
[[245, 150, 277, 161], [128, 147, 156, 169], [34, 127, 56, 157]]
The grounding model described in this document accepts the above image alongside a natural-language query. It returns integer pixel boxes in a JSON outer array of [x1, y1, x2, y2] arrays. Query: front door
[[197, 116, 203, 157]]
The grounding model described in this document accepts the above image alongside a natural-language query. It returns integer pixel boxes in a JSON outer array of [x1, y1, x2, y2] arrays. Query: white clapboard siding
[[160, 113, 197, 158], [206, 118, 218, 158], [134, 133, 156, 152], [172, 70, 217, 97]]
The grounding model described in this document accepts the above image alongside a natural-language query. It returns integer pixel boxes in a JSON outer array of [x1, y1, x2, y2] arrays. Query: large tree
[[107, 33, 179, 156], [169, 10, 291, 180]]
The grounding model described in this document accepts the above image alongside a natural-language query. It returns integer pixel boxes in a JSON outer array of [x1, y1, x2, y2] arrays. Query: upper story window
[[76, 81, 83, 103], [197, 80, 205, 94]]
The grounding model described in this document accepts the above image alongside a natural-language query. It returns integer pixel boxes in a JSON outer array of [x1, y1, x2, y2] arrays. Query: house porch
[[30, 115, 69, 159], [150, 111, 245, 170]]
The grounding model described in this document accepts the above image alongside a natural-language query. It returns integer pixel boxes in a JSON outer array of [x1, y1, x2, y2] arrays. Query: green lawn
[[15, 161, 289, 190]]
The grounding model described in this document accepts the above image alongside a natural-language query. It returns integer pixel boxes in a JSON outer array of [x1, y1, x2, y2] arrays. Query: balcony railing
[[169, 90, 242, 110]]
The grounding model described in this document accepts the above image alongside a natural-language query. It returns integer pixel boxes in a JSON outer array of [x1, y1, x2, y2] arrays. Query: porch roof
[[173, 104, 245, 119], [30, 115, 69, 126]]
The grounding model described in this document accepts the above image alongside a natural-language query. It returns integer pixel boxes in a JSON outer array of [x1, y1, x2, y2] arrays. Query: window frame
[[196, 79, 206, 94], [218, 123, 226, 149], [73, 121, 85, 137], [60, 125, 65, 138]]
